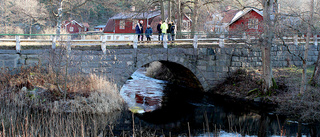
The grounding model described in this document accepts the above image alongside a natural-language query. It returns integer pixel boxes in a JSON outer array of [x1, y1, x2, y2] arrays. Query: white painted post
[[52, 35, 56, 49], [81, 34, 85, 40], [294, 35, 298, 46], [193, 34, 198, 48], [242, 32, 247, 40], [67, 35, 71, 54], [163, 34, 167, 48], [133, 35, 138, 49], [102, 35, 107, 54], [314, 35, 318, 46], [16, 35, 21, 53], [219, 34, 225, 47]]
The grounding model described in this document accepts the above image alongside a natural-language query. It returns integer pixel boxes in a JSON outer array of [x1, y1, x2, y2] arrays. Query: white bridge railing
[[0, 34, 319, 54]]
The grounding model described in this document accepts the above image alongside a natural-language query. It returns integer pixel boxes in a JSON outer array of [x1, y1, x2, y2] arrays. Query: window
[[248, 19, 259, 29], [182, 20, 191, 30], [132, 20, 137, 30], [69, 27, 74, 32], [119, 20, 125, 29]]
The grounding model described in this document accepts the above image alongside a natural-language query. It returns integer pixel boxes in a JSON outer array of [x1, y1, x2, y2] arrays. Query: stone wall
[[0, 43, 318, 91]]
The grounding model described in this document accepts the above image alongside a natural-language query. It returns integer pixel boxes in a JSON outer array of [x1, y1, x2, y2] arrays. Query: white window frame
[[69, 26, 74, 32], [248, 19, 259, 29], [119, 20, 125, 29]]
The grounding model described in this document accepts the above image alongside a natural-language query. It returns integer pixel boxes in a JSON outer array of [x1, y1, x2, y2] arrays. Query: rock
[[21, 87, 27, 93], [254, 97, 261, 102]]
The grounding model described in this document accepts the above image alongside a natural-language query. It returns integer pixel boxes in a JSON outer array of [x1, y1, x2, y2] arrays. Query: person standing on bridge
[[167, 21, 172, 41], [145, 25, 153, 41], [160, 21, 168, 41], [170, 22, 176, 41], [157, 20, 162, 41], [135, 20, 144, 41]]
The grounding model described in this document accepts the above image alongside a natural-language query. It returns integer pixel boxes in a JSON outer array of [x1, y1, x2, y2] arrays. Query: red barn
[[227, 8, 263, 37], [62, 20, 89, 34], [104, 11, 160, 34]]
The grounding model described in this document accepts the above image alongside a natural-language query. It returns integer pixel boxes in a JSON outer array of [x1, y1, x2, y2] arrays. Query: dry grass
[[272, 66, 320, 122], [210, 65, 320, 122], [0, 65, 124, 113], [0, 65, 125, 136]]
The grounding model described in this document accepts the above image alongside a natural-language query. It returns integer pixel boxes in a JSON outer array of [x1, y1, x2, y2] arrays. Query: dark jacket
[[135, 23, 143, 34], [167, 23, 172, 33], [145, 27, 153, 37], [157, 23, 161, 33], [171, 25, 175, 35]]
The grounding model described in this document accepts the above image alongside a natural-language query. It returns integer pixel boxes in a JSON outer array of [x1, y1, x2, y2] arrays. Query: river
[[117, 67, 318, 136]]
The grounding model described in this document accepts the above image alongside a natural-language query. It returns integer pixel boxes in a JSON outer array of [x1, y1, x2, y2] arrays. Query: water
[[118, 68, 319, 136], [120, 68, 167, 113]]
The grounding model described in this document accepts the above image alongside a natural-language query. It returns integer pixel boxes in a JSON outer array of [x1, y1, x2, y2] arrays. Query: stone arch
[[133, 54, 209, 91]]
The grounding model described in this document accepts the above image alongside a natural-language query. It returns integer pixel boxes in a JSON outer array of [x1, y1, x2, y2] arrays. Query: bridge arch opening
[[120, 60, 205, 117], [143, 60, 204, 91]]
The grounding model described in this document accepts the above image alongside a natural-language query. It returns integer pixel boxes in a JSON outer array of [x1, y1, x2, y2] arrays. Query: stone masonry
[[0, 43, 319, 91]]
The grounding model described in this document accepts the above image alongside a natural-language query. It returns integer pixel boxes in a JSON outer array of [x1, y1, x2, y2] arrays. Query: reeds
[[0, 65, 124, 136]]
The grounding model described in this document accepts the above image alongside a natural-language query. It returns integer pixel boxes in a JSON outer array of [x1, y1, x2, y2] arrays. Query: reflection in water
[[118, 67, 318, 136], [120, 68, 167, 113]]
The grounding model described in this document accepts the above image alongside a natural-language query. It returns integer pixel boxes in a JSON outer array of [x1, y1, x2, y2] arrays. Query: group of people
[[157, 20, 175, 41], [135, 20, 176, 42]]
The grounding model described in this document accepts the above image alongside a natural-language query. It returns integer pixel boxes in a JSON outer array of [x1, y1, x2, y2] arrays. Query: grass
[[0, 65, 124, 113], [211, 65, 320, 123], [0, 65, 125, 136]]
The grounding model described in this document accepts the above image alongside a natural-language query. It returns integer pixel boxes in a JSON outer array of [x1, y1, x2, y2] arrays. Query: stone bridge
[[0, 42, 319, 91]]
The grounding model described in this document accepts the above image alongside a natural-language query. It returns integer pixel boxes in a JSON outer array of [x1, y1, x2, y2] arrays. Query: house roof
[[64, 20, 83, 27], [63, 20, 89, 28], [228, 8, 263, 26], [94, 25, 106, 28], [110, 10, 161, 20], [184, 14, 192, 22], [103, 19, 115, 33], [228, 8, 263, 25]]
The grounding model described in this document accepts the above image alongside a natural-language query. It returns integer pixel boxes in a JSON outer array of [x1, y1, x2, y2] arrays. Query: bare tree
[[300, 0, 314, 93], [261, 0, 276, 92], [0, 0, 48, 35], [310, 1, 320, 86]]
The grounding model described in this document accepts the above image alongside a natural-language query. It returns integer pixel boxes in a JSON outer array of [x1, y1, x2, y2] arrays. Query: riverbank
[[0, 66, 125, 136], [208, 66, 320, 123], [0, 66, 124, 113]]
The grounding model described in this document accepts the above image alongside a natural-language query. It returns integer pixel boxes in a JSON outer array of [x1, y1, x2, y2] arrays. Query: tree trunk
[[56, 0, 63, 40], [168, 0, 171, 22], [191, 0, 199, 38], [310, 0, 319, 86], [29, 19, 32, 38], [311, 50, 320, 86], [160, 0, 165, 21], [262, 0, 274, 92], [177, 0, 181, 39], [300, 0, 314, 93], [171, 0, 175, 22], [4, 1, 7, 34]]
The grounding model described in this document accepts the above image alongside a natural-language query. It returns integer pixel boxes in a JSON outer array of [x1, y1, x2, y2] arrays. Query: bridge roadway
[[0, 37, 319, 91]]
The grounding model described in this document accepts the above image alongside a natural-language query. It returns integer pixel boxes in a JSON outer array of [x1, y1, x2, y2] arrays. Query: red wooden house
[[103, 10, 193, 34], [62, 20, 89, 34], [103, 11, 160, 34], [227, 8, 263, 37]]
